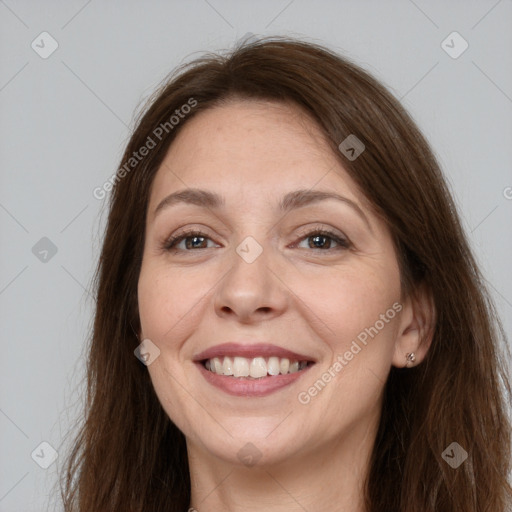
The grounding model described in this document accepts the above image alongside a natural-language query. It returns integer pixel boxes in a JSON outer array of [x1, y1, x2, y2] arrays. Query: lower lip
[[196, 362, 313, 397]]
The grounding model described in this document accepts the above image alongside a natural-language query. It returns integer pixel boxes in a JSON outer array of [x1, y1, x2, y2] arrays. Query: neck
[[187, 415, 378, 512]]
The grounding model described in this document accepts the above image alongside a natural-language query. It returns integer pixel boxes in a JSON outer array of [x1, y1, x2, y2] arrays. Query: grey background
[[1, 1, 511, 510]]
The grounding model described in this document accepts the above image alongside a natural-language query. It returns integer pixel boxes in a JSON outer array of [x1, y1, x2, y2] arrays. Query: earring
[[405, 352, 416, 367]]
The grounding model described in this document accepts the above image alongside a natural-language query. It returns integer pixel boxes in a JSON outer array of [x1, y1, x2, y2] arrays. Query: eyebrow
[[153, 187, 371, 230]]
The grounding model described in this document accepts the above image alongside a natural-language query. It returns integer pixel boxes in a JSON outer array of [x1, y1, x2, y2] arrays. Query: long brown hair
[[60, 36, 512, 511]]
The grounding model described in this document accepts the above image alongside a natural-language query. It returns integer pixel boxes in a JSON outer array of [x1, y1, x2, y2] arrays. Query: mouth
[[193, 343, 316, 397]]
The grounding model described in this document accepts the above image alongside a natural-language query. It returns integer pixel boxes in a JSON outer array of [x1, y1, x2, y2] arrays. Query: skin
[[137, 99, 433, 512]]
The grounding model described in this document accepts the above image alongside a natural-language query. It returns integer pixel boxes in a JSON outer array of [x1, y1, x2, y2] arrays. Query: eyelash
[[163, 228, 351, 253]]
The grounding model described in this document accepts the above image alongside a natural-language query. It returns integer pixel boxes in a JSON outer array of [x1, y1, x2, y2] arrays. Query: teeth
[[267, 356, 280, 376], [204, 356, 310, 378], [250, 357, 267, 378], [212, 357, 223, 374], [289, 361, 299, 373], [233, 357, 249, 377], [223, 356, 234, 376]]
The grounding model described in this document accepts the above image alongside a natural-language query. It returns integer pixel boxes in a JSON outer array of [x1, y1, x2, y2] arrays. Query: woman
[[60, 37, 512, 511]]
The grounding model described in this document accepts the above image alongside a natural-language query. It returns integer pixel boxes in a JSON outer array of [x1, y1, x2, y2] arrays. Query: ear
[[392, 282, 436, 368]]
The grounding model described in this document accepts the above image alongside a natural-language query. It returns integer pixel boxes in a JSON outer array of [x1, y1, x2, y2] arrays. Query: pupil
[[311, 235, 329, 249], [187, 236, 205, 249]]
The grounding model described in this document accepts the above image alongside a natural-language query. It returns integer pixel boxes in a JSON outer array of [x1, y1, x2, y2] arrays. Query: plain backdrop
[[1, 1, 511, 510]]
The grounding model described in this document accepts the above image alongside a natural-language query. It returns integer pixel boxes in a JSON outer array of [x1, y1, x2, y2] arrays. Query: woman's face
[[138, 99, 404, 467]]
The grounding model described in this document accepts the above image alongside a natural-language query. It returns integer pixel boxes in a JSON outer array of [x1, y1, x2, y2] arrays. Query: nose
[[213, 240, 289, 324]]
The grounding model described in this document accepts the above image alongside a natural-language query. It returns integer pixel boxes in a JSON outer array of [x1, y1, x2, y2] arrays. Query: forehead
[[148, 100, 364, 209]]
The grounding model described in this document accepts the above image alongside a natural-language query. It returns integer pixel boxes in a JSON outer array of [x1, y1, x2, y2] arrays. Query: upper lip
[[193, 342, 316, 362]]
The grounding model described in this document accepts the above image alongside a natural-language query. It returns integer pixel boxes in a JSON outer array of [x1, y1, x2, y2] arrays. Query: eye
[[163, 230, 219, 251], [294, 229, 350, 251]]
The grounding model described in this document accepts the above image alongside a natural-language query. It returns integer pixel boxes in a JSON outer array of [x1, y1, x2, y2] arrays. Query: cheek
[[137, 262, 211, 347], [292, 263, 401, 351], [137, 263, 212, 431], [292, 267, 401, 421]]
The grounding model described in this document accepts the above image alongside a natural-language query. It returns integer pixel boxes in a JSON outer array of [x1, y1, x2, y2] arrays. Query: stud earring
[[405, 352, 416, 367]]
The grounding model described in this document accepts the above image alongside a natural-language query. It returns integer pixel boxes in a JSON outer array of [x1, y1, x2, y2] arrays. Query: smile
[[194, 343, 316, 397]]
